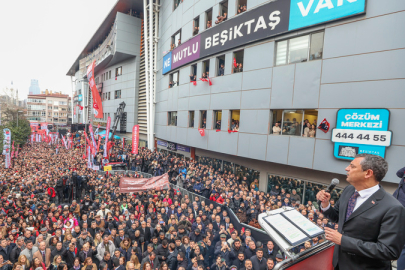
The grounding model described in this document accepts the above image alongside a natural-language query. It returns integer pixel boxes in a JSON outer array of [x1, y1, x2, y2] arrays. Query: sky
[[0, 0, 117, 100]]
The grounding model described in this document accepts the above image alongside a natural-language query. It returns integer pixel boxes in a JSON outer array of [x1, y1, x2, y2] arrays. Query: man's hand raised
[[316, 190, 331, 209]]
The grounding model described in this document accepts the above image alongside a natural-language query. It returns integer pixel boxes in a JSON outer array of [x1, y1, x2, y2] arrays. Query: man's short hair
[[99, 262, 107, 270], [25, 240, 33, 245], [356, 154, 388, 182], [178, 252, 185, 260], [162, 240, 168, 246]]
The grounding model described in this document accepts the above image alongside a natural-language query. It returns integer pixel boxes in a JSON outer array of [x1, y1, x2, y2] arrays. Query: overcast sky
[[0, 0, 117, 100]]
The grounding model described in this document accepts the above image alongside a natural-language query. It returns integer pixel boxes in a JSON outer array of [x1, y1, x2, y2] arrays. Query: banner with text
[[87, 60, 104, 118]]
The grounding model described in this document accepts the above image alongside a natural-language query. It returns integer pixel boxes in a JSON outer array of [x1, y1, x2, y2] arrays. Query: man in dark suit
[[250, 249, 267, 270], [138, 221, 152, 243], [263, 241, 278, 261], [317, 154, 405, 270]]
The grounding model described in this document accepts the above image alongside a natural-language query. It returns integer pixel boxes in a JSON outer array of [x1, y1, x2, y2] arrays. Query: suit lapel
[[340, 187, 353, 225], [345, 187, 385, 222]]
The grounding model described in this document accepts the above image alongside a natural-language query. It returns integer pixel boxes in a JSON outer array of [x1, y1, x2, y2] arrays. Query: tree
[[0, 110, 31, 152]]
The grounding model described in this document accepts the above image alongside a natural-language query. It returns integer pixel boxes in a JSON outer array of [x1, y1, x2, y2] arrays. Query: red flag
[[208, 77, 212, 86], [198, 128, 205, 137], [318, 118, 330, 133], [200, 78, 208, 82], [233, 58, 237, 68], [192, 81, 197, 86], [216, 129, 221, 132], [87, 60, 103, 118]]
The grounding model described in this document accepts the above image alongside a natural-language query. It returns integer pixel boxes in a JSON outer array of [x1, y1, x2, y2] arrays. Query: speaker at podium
[[258, 207, 335, 270]]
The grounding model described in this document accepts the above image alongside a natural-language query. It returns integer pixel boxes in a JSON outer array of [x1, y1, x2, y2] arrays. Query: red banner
[[198, 128, 205, 136], [119, 174, 169, 193], [132, 125, 139, 154], [87, 60, 103, 118], [104, 117, 111, 158], [40, 122, 48, 131]]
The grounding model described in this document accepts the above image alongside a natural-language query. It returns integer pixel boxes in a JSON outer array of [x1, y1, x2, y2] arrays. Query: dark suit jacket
[[323, 185, 405, 270], [250, 255, 267, 270]]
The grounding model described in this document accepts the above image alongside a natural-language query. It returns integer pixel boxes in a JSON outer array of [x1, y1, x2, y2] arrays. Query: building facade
[[27, 90, 71, 127], [154, 0, 405, 193], [29, 79, 41, 95]]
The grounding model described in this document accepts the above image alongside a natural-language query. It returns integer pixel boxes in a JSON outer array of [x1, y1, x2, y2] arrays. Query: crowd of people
[[272, 119, 317, 137], [0, 130, 339, 270]]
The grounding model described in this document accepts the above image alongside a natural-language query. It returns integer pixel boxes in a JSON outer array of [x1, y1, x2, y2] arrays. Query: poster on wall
[[331, 109, 392, 160], [132, 125, 139, 155]]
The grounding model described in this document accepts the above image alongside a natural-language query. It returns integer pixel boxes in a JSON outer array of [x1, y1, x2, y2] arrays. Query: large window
[[193, 17, 200, 36], [268, 174, 343, 206], [206, 9, 213, 29], [202, 60, 210, 78], [216, 55, 225, 76], [232, 50, 244, 74], [108, 92, 111, 100], [168, 111, 177, 126], [189, 111, 195, 127], [171, 30, 181, 50], [229, 110, 240, 131], [173, 0, 181, 10], [169, 71, 179, 88], [276, 32, 324, 66], [28, 99, 45, 103], [190, 64, 197, 82], [270, 109, 318, 137], [214, 110, 222, 130], [28, 105, 46, 110], [216, 0, 228, 24], [199, 110, 207, 129]]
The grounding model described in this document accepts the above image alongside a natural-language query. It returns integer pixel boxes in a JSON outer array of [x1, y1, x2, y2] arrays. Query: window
[[272, 109, 318, 137], [205, 9, 213, 29], [216, 0, 228, 24], [173, 0, 181, 10], [169, 71, 179, 88], [199, 110, 207, 129], [202, 60, 210, 78], [48, 100, 53, 104], [276, 32, 324, 66], [189, 111, 195, 127], [237, 0, 247, 14], [109, 70, 111, 79], [108, 92, 111, 100], [115, 90, 121, 99], [54, 106, 58, 110], [168, 111, 177, 126], [229, 110, 240, 131], [190, 64, 197, 82], [48, 106, 52, 110], [171, 30, 181, 50], [232, 50, 244, 73], [214, 110, 222, 130], [216, 55, 225, 76], [95, 77, 99, 84], [193, 17, 200, 36], [59, 101, 67, 105], [115, 66, 122, 77]]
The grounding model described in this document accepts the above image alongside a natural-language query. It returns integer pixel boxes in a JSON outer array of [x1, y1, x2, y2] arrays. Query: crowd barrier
[[170, 184, 272, 244], [97, 170, 153, 178]]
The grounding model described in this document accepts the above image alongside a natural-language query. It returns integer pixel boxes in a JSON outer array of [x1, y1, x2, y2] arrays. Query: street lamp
[[16, 111, 23, 127]]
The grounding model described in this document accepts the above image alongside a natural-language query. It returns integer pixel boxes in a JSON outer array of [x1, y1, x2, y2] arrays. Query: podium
[[258, 208, 335, 270]]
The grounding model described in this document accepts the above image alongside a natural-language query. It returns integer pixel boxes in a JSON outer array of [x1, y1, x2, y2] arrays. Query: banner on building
[[132, 125, 139, 154], [119, 174, 170, 193], [104, 116, 111, 157], [87, 60, 104, 118]]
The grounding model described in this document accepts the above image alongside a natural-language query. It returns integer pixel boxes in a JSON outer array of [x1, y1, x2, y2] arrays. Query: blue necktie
[[345, 191, 360, 221]]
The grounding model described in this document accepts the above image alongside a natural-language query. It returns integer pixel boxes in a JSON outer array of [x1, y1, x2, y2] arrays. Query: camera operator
[[55, 176, 65, 204]]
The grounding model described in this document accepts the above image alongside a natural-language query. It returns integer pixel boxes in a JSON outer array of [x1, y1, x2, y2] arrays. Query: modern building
[[27, 90, 72, 127], [67, 0, 405, 195], [29, 79, 41, 95], [67, 1, 145, 144]]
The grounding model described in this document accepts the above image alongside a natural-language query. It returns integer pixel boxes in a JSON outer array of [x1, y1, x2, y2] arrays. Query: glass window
[[173, 0, 181, 10], [199, 110, 207, 129], [302, 110, 318, 138], [214, 110, 222, 130], [108, 92, 111, 100], [189, 111, 195, 128], [169, 71, 179, 88], [217, 0, 228, 24], [171, 30, 182, 50], [109, 71, 111, 79], [310, 32, 324, 60], [229, 110, 240, 131], [193, 17, 200, 36], [288, 35, 309, 64], [276, 40, 288, 66], [168, 111, 177, 126], [282, 110, 303, 136], [115, 66, 122, 77], [237, 0, 247, 14], [216, 55, 225, 76], [202, 60, 210, 78], [206, 9, 213, 29], [232, 50, 244, 74], [190, 65, 197, 82], [48, 100, 53, 104], [270, 110, 283, 135], [115, 90, 121, 99]]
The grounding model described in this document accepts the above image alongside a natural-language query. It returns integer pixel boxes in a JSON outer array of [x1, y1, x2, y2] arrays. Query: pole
[[149, 0, 154, 150], [143, 0, 150, 150], [70, 76, 75, 124], [17, 112, 18, 127]]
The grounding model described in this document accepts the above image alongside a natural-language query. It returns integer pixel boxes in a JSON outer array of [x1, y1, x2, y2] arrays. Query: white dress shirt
[[321, 184, 380, 213]]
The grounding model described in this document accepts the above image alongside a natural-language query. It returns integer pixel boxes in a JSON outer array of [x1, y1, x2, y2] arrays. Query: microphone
[[318, 178, 339, 210]]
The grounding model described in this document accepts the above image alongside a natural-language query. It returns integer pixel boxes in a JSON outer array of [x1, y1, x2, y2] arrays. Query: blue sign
[[157, 140, 167, 147], [162, 52, 172, 75], [289, 0, 366, 30], [332, 109, 392, 160]]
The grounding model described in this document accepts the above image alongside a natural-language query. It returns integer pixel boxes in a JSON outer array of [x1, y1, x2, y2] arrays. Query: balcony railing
[[79, 21, 117, 78]]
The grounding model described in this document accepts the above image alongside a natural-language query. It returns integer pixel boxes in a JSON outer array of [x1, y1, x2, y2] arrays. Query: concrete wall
[[155, 0, 405, 184]]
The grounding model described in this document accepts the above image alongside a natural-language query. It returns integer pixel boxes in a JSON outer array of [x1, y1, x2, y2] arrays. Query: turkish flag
[[200, 78, 208, 82], [208, 77, 212, 86], [192, 81, 197, 86], [233, 58, 237, 68], [198, 128, 205, 137]]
